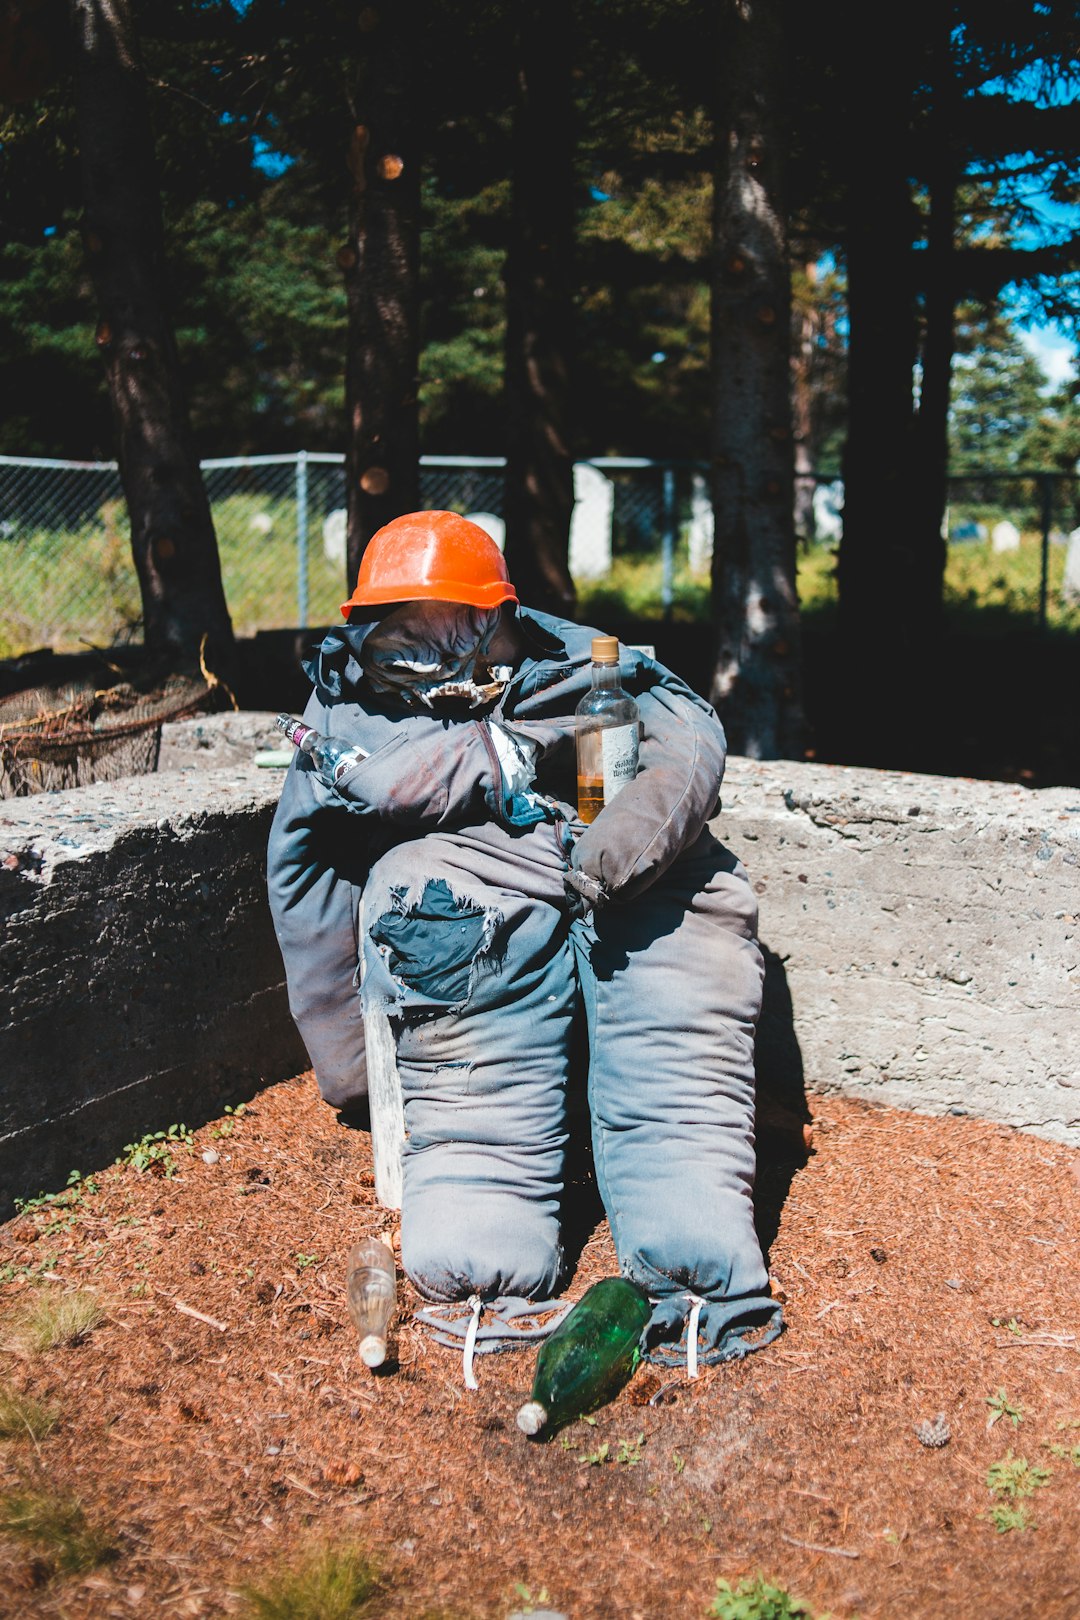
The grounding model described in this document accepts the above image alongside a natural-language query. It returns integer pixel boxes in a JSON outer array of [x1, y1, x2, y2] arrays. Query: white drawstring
[[686, 1293, 705, 1381], [462, 1294, 483, 1390]]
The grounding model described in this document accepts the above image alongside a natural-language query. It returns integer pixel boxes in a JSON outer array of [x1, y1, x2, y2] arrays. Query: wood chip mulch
[[2, 1074, 1078, 1619]]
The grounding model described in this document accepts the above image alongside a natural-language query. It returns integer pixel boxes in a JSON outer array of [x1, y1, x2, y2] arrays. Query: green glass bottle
[[516, 1277, 651, 1437]]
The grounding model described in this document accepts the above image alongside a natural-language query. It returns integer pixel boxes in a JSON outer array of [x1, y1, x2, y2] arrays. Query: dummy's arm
[[266, 758, 370, 1106], [568, 682, 726, 903]]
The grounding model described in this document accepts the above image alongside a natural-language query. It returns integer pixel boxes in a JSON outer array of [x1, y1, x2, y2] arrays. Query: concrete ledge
[[721, 757, 1080, 1144], [0, 759, 306, 1213], [2, 718, 1077, 1214]]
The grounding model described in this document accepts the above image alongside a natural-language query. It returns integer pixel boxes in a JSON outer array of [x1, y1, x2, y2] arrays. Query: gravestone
[[1062, 527, 1080, 605], [569, 463, 614, 581], [688, 473, 714, 574], [992, 519, 1021, 553], [323, 507, 347, 567], [464, 511, 506, 552], [812, 481, 845, 544]]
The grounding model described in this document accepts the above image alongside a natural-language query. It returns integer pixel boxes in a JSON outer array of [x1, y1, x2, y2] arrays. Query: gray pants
[[360, 817, 780, 1361]]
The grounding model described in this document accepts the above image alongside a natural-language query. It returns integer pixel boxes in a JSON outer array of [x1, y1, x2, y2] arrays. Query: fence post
[[1038, 474, 1053, 636], [296, 450, 309, 629], [661, 463, 676, 620]]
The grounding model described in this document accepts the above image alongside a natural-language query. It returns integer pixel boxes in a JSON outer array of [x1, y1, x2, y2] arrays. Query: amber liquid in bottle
[[575, 638, 639, 824]]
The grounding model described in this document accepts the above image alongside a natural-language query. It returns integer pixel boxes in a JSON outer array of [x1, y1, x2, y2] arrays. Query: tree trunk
[[73, 0, 234, 670], [837, 28, 919, 660], [343, 2, 421, 592], [502, 0, 576, 619], [710, 0, 802, 760], [910, 12, 956, 620]]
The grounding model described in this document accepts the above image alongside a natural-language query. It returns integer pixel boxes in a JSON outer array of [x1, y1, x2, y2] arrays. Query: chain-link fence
[[1, 452, 1078, 658]]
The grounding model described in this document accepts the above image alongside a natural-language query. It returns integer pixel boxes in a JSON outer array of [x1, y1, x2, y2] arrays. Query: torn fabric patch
[[370, 878, 498, 1004]]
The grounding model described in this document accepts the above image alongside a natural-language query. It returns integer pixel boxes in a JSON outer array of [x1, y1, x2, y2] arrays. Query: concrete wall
[[722, 757, 1080, 1144], [2, 716, 1077, 1214], [0, 749, 306, 1215]]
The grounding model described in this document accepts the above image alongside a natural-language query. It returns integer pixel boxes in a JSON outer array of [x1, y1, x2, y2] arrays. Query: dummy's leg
[[361, 823, 575, 1303], [572, 829, 780, 1361]]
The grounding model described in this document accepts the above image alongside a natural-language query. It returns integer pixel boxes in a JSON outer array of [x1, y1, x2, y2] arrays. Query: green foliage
[[989, 1502, 1034, 1534], [511, 1583, 553, 1615], [0, 1385, 59, 1441], [238, 1544, 380, 1620], [0, 1486, 116, 1575], [616, 1432, 647, 1466], [708, 1574, 820, 1620], [986, 1452, 1052, 1499], [294, 1253, 320, 1270], [120, 1124, 194, 1178], [13, 1171, 101, 1237], [986, 1388, 1024, 1428]]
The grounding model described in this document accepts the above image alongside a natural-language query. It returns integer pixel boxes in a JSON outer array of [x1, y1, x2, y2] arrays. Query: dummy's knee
[[400, 1189, 563, 1303]]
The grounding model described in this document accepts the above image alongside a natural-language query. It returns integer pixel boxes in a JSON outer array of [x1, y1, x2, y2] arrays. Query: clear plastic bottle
[[516, 1277, 651, 1436], [575, 638, 640, 824], [345, 1236, 397, 1368], [276, 713, 369, 787]]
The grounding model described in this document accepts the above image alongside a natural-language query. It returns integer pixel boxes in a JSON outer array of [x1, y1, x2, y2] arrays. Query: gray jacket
[[266, 608, 727, 1105]]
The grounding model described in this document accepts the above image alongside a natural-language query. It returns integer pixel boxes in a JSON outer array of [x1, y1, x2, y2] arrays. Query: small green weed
[[0, 1486, 115, 1576], [986, 1452, 1052, 1499], [578, 1441, 610, 1466], [616, 1432, 646, 1466], [986, 1388, 1024, 1428], [8, 1288, 104, 1354], [120, 1123, 194, 1176], [0, 1385, 59, 1440], [1047, 1443, 1080, 1468], [14, 1171, 100, 1236], [709, 1574, 819, 1619], [511, 1584, 553, 1615], [211, 1103, 249, 1140], [672, 1448, 686, 1474], [238, 1543, 379, 1619], [990, 1316, 1023, 1336], [294, 1253, 320, 1271], [989, 1502, 1034, 1534]]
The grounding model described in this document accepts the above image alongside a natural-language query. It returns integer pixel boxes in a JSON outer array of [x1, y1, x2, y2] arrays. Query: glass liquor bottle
[[516, 1277, 651, 1436], [575, 638, 639, 825], [276, 713, 369, 787], [345, 1236, 397, 1369]]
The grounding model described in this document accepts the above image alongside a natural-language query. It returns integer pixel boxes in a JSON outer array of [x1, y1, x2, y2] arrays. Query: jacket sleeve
[[568, 678, 726, 903], [267, 754, 370, 1107]]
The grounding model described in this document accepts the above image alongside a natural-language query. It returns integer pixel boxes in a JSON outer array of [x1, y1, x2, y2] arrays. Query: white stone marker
[[688, 473, 714, 574], [992, 519, 1021, 552], [1062, 527, 1080, 605], [323, 507, 347, 567], [569, 462, 614, 582], [464, 511, 506, 552]]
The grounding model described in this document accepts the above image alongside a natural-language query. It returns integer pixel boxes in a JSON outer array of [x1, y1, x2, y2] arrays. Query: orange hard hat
[[340, 510, 518, 617]]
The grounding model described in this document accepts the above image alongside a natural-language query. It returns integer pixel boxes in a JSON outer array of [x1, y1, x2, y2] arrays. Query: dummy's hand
[[563, 865, 608, 916]]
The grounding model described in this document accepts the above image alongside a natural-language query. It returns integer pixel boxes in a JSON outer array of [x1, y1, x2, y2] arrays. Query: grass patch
[[238, 1543, 380, 1620], [0, 1385, 59, 1441], [0, 1485, 115, 1576], [8, 1288, 104, 1354]]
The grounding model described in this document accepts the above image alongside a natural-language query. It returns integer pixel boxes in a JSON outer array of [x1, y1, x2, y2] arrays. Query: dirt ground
[[1, 1074, 1078, 1620]]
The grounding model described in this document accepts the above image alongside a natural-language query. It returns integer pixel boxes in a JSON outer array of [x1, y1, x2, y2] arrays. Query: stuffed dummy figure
[[267, 510, 781, 1365]]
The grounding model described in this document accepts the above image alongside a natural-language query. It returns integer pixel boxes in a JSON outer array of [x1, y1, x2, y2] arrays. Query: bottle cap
[[358, 1333, 387, 1369], [591, 636, 620, 664], [515, 1399, 548, 1436]]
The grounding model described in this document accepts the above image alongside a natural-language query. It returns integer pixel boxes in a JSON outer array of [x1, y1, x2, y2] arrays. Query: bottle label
[[601, 724, 638, 803]]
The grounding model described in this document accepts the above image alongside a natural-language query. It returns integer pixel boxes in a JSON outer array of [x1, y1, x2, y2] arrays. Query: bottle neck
[[591, 660, 619, 690]]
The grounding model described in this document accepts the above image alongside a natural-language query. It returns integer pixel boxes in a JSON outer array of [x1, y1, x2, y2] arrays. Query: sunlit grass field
[[2, 503, 1078, 659]]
